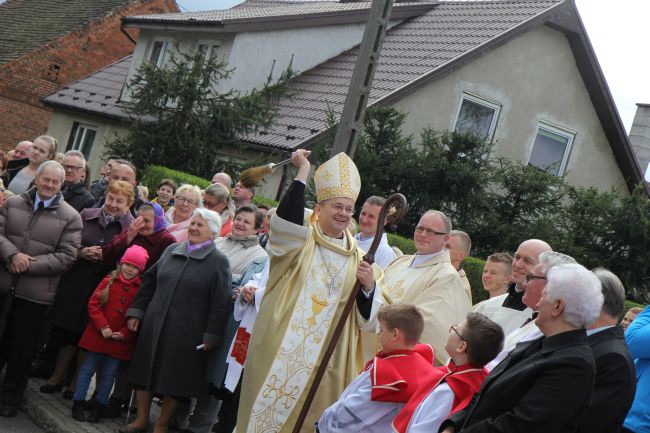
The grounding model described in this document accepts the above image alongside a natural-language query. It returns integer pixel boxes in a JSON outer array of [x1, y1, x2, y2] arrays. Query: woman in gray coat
[[121, 208, 231, 433]]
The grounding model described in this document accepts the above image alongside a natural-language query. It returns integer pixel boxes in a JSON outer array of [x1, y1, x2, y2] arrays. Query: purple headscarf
[[141, 202, 167, 232]]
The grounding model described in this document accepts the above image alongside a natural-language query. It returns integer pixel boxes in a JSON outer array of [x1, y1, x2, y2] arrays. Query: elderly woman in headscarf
[[121, 209, 231, 433], [41, 180, 135, 398], [103, 202, 176, 272], [165, 184, 202, 242], [172, 204, 268, 433], [202, 183, 235, 237]]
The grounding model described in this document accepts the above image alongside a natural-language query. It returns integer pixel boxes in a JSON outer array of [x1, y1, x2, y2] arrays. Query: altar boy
[[317, 304, 434, 433], [393, 312, 504, 433]]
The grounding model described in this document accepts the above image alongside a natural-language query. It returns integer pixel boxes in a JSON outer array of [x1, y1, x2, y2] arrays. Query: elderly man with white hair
[[0, 160, 82, 417], [441, 263, 603, 433], [123, 208, 231, 433]]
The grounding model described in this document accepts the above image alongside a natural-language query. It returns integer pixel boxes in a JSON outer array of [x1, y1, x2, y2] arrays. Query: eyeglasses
[[526, 273, 547, 282], [415, 226, 448, 236], [63, 164, 84, 172], [176, 196, 197, 206], [323, 203, 355, 215], [449, 324, 466, 341]]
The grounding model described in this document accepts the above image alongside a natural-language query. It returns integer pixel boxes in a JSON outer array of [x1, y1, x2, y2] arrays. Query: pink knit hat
[[120, 245, 149, 272]]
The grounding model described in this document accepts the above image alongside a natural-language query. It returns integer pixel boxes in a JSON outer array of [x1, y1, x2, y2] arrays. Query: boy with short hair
[[393, 312, 504, 433], [317, 304, 434, 433]]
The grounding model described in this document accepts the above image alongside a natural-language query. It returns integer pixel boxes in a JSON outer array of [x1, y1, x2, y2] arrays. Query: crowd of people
[[0, 140, 648, 433]]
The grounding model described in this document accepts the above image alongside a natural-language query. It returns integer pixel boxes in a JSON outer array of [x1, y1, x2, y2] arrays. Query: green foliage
[[141, 165, 211, 191], [141, 165, 279, 209], [463, 256, 487, 304], [106, 47, 293, 178], [312, 105, 650, 302], [386, 233, 416, 255]]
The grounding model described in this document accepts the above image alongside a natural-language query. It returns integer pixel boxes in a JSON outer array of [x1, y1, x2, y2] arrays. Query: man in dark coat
[[0, 161, 82, 417], [576, 268, 636, 433], [61, 150, 94, 212], [441, 263, 603, 433]]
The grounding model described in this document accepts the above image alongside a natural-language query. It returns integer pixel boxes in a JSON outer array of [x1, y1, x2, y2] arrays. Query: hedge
[[141, 165, 278, 208]]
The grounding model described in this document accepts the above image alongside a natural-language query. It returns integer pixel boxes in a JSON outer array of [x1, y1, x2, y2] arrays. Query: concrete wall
[[46, 111, 128, 180], [629, 104, 650, 174], [390, 25, 629, 194]]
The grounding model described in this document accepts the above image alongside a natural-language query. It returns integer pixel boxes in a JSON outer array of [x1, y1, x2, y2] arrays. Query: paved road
[[0, 410, 47, 433]]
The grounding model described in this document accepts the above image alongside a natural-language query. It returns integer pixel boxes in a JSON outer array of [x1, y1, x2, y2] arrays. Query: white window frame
[[147, 39, 172, 67], [69, 123, 98, 159], [453, 92, 501, 143], [196, 40, 221, 61], [527, 121, 576, 176]]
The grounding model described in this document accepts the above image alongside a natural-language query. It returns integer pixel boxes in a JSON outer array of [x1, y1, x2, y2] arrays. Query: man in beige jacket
[[376, 210, 471, 364]]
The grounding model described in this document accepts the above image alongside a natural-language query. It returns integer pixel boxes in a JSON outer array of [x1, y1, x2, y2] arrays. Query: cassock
[[237, 154, 384, 433], [380, 251, 471, 364], [318, 344, 435, 433]]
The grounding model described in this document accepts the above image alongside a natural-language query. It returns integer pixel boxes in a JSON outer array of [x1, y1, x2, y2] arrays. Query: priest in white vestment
[[377, 210, 472, 365], [237, 150, 384, 433]]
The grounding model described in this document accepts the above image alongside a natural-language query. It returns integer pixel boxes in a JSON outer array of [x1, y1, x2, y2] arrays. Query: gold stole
[[237, 218, 365, 433]]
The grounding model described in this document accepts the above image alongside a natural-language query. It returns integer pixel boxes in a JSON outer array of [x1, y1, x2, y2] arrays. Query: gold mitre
[[314, 152, 361, 202]]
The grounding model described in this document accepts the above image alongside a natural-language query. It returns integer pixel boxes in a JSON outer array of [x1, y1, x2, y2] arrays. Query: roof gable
[[0, 0, 133, 65], [244, 0, 563, 149]]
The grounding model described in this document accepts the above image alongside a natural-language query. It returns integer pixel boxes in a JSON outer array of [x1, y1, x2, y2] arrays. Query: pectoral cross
[[326, 278, 337, 297]]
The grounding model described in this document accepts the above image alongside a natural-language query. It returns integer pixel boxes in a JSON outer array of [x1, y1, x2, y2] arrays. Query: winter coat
[[62, 182, 95, 213], [78, 272, 141, 360], [127, 241, 231, 398], [0, 188, 82, 305], [48, 207, 133, 334], [102, 228, 176, 272]]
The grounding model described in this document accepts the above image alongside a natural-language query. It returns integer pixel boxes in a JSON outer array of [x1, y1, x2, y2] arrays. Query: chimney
[[629, 103, 650, 173]]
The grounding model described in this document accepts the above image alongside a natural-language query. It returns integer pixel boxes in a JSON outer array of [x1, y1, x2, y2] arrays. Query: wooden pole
[[329, 0, 395, 158]]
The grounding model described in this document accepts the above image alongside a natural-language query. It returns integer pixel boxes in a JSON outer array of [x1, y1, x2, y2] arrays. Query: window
[[454, 93, 501, 142], [66, 123, 97, 160], [148, 40, 170, 67], [528, 122, 575, 176], [198, 43, 220, 61]]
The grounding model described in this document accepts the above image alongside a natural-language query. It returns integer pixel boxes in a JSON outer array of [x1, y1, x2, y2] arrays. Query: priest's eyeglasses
[[449, 325, 466, 341], [525, 273, 547, 282], [323, 203, 355, 215], [415, 226, 448, 236]]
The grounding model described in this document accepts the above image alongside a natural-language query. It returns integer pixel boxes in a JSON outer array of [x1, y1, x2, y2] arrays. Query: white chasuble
[[379, 252, 471, 365], [237, 213, 384, 433]]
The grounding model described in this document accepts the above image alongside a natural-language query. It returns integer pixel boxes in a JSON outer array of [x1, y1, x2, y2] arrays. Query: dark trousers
[[213, 377, 242, 433], [0, 298, 49, 407]]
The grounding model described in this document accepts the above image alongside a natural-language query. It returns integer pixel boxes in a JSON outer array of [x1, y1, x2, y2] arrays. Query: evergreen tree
[[106, 48, 293, 178]]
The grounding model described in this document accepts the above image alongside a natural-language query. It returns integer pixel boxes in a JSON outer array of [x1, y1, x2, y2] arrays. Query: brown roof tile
[[43, 0, 563, 150], [0, 0, 133, 65], [43, 56, 132, 120], [244, 0, 563, 149]]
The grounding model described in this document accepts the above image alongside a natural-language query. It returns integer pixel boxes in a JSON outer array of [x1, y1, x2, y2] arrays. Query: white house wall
[[390, 25, 629, 194], [46, 111, 128, 181]]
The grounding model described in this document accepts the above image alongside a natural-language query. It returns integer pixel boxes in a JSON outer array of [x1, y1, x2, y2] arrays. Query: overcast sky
[[176, 0, 649, 132]]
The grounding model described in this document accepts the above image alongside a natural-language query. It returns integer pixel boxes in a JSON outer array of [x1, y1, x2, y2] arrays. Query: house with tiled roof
[[0, 0, 178, 154], [42, 0, 642, 199]]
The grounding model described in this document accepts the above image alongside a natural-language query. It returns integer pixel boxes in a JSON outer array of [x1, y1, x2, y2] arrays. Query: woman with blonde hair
[[7, 135, 57, 194], [166, 184, 203, 241], [43, 180, 135, 399]]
